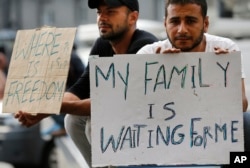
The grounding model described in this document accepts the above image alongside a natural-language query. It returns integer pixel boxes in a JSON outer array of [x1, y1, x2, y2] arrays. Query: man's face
[[96, 5, 131, 41], [165, 3, 209, 52]]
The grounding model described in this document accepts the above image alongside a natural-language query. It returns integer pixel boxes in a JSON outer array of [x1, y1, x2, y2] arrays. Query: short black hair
[[165, 0, 207, 18], [0, 46, 6, 54]]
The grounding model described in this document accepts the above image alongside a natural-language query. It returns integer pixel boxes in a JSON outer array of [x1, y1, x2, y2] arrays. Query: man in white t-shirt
[[137, 0, 248, 113]]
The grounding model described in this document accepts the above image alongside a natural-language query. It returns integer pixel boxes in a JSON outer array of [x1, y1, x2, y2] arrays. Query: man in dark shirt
[[15, 0, 158, 167]]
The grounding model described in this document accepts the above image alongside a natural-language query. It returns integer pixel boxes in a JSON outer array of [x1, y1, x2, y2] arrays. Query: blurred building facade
[[0, 0, 249, 30], [0, 0, 165, 30]]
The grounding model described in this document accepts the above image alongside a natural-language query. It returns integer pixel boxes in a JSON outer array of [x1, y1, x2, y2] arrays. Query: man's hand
[[156, 47, 181, 54], [14, 111, 50, 127], [156, 46, 231, 54], [214, 47, 230, 54]]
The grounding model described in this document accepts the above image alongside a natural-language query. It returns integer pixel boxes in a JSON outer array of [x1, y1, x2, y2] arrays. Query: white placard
[[90, 52, 243, 167]]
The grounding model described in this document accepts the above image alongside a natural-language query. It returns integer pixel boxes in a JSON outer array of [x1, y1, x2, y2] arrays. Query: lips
[[99, 23, 111, 30], [175, 36, 191, 40]]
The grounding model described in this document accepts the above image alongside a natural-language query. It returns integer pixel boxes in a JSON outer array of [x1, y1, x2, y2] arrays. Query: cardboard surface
[[3, 27, 76, 114], [90, 52, 244, 167]]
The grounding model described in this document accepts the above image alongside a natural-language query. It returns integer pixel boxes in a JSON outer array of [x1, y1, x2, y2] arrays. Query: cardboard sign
[[3, 27, 76, 114], [90, 52, 244, 167]]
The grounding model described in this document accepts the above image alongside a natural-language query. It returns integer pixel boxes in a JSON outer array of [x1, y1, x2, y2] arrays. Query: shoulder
[[205, 33, 235, 43], [132, 29, 158, 44], [127, 29, 159, 54], [90, 37, 113, 55], [134, 29, 158, 39], [205, 33, 239, 51], [136, 39, 171, 54]]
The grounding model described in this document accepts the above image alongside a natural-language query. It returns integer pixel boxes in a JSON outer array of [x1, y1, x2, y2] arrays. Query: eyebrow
[[168, 15, 198, 20], [185, 15, 198, 19]]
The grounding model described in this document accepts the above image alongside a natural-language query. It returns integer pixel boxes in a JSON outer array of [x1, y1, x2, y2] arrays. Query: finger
[[215, 50, 229, 54], [20, 118, 32, 127], [214, 47, 229, 54], [162, 48, 181, 54], [18, 114, 28, 124], [156, 47, 161, 54], [14, 113, 20, 118], [14, 111, 23, 118], [171, 48, 181, 53]]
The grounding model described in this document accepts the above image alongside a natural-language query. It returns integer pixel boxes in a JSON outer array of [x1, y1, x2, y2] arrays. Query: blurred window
[[218, 0, 250, 18]]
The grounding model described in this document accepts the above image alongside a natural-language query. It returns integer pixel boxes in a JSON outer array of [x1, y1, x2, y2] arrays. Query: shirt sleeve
[[66, 38, 103, 99], [136, 40, 167, 54], [136, 44, 155, 54], [67, 64, 90, 99]]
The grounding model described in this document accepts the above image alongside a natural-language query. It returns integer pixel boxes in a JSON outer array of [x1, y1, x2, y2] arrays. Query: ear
[[164, 17, 167, 28], [129, 11, 139, 25], [204, 16, 209, 33]]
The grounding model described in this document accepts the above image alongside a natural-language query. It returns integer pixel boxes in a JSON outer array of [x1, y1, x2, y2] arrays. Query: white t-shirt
[[137, 33, 245, 78]]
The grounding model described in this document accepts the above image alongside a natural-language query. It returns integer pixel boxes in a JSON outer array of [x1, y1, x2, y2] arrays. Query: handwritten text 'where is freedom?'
[[3, 27, 76, 114], [90, 52, 244, 167]]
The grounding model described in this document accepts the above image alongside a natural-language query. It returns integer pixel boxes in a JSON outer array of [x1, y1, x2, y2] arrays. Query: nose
[[98, 11, 108, 22], [177, 22, 188, 33]]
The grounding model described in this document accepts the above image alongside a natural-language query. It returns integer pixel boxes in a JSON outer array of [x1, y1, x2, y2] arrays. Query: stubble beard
[[100, 23, 129, 42], [167, 28, 205, 52]]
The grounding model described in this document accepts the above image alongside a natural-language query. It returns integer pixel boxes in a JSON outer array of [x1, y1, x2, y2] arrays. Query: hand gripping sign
[[3, 26, 76, 114], [90, 52, 244, 167]]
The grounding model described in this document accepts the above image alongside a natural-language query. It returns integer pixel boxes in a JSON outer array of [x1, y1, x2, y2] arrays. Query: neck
[[192, 35, 207, 52], [110, 29, 136, 54]]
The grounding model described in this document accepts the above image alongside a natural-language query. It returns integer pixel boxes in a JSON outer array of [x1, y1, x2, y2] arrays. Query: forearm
[[242, 79, 248, 112], [243, 96, 248, 112], [60, 98, 91, 116]]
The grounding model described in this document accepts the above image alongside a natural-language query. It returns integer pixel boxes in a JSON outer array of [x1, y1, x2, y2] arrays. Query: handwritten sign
[[3, 27, 76, 114], [90, 52, 244, 167]]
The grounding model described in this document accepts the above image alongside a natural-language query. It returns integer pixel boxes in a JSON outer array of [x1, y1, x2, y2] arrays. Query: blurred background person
[[0, 46, 7, 99]]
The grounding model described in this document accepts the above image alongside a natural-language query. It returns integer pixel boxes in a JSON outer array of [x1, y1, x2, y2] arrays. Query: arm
[[242, 78, 248, 112], [15, 92, 92, 127], [59, 66, 91, 116], [60, 92, 91, 116]]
